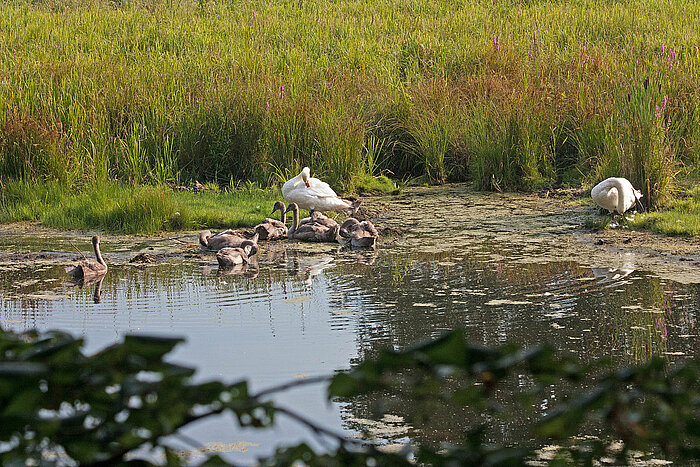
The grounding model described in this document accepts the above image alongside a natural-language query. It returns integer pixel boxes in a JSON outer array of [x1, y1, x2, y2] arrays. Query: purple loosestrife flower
[[492, 36, 500, 53], [655, 95, 667, 119], [266, 101, 269, 112], [278, 85, 284, 98]]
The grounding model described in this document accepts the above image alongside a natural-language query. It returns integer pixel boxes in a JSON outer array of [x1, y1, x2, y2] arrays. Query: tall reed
[[1, 0, 699, 206]]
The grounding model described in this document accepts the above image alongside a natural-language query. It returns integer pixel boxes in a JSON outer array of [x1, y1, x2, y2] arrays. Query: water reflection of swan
[[217, 256, 260, 278], [259, 242, 288, 264], [288, 252, 335, 286], [344, 249, 378, 266], [65, 236, 108, 280], [254, 201, 288, 240], [282, 167, 358, 214], [591, 177, 643, 215], [285, 203, 339, 243], [591, 267, 635, 283], [93, 276, 104, 303]]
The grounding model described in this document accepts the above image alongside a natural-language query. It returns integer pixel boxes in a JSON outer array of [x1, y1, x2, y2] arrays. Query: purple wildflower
[[266, 101, 269, 111], [492, 36, 500, 53], [278, 85, 284, 98], [655, 95, 667, 119]]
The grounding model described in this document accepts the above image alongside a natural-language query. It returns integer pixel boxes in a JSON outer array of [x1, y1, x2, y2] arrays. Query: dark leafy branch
[[0, 327, 697, 466]]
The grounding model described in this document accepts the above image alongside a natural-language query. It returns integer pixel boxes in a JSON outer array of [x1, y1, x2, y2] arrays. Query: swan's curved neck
[[280, 205, 287, 225], [199, 232, 210, 248], [289, 207, 299, 233], [93, 242, 106, 266]]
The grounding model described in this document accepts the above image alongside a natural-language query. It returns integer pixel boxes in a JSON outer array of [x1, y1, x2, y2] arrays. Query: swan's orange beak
[[305, 182, 310, 187]]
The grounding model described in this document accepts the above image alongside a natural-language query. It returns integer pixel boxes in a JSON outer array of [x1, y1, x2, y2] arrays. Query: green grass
[[0, 180, 281, 233], [1, 0, 699, 204], [584, 186, 700, 236], [353, 173, 398, 195], [630, 187, 700, 235]]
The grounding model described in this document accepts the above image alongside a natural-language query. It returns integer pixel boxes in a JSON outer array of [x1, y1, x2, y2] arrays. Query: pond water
[[1, 185, 698, 462]]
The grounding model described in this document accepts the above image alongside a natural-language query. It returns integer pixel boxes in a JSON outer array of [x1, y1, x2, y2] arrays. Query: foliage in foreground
[[0, 327, 698, 465], [2, 0, 700, 203]]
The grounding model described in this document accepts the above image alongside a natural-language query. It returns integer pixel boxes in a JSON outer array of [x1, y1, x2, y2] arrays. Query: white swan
[[282, 167, 359, 214], [591, 177, 643, 215]]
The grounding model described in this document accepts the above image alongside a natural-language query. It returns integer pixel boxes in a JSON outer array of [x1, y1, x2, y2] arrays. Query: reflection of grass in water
[[608, 276, 669, 364], [0, 180, 280, 233], [390, 257, 412, 284]]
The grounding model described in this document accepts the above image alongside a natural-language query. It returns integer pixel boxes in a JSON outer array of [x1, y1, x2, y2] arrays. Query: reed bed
[[1, 0, 699, 206]]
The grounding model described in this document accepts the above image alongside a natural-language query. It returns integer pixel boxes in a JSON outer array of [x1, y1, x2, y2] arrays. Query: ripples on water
[[0, 187, 698, 461]]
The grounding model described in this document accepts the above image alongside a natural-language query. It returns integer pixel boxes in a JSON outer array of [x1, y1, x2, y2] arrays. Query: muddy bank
[[363, 185, 700, 284], [1, 185, 698, 282]]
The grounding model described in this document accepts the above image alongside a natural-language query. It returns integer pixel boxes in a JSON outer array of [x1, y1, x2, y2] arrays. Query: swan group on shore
[[64, 170, 649, 287]]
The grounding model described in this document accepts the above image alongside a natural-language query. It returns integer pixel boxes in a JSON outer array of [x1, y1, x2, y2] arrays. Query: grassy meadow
[[1, 0, 699, 232], [0, 179, 281, 233]]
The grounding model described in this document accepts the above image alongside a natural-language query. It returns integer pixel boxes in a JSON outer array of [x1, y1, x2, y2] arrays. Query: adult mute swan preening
[[591, 177, 643, 215], [284, 202, 339, 242], [339, 218, 379, 249], [65, 236, 108, 279], [254, 201, 288, 240], [282, 167, 360, 214]]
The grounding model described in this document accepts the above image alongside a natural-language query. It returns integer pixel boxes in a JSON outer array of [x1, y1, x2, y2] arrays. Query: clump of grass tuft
[[584, 215, 613, 231], [352, 173, 398, 195], [630, 187, 700, 236]]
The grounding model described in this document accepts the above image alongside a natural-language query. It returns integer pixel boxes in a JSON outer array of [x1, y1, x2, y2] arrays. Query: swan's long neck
[[280, 204, 287, 224], [289, 206, 299, 233], [93, 241, 106, 267]]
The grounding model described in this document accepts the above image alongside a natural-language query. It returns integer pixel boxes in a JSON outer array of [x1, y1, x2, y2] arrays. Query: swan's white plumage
[[591, 177, 642, 214], [282, 167, 353, 213]]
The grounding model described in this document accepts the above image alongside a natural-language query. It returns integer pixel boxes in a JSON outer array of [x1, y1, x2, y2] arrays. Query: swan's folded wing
[[306, 179, 339, 198]]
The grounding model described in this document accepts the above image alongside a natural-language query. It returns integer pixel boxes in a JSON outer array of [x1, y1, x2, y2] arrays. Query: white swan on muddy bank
[[591, 177, 643, 215], [282, 167, 359, 214]]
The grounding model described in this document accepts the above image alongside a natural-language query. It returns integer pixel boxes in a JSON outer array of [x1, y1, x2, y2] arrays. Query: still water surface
[[1, 186, 698, 462]]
